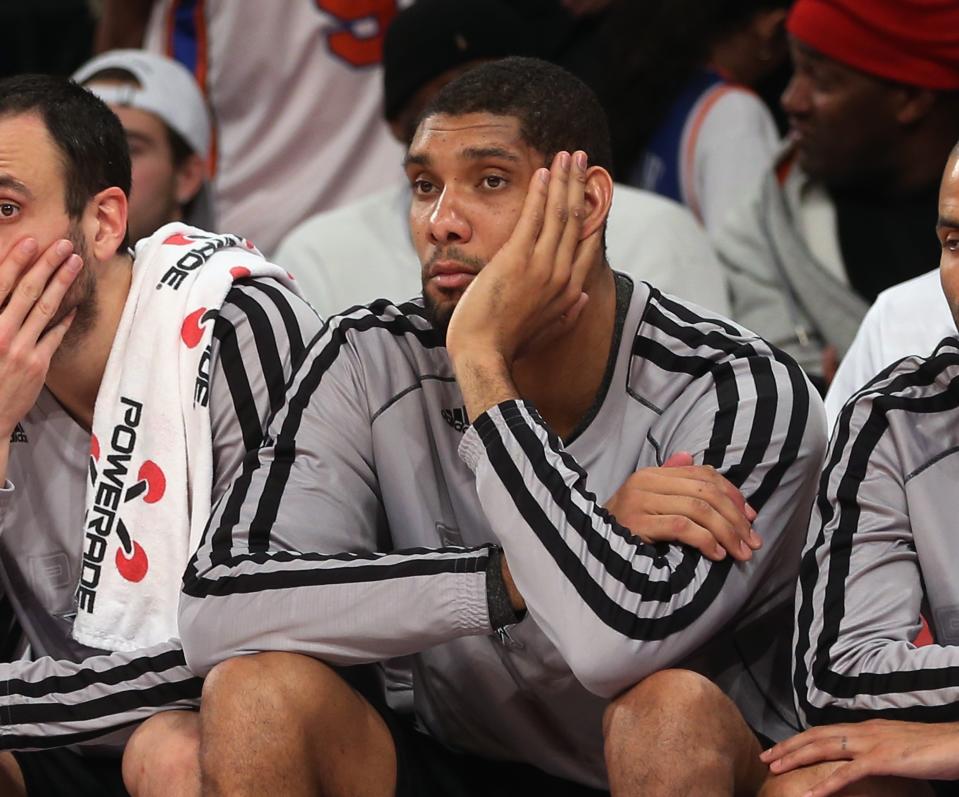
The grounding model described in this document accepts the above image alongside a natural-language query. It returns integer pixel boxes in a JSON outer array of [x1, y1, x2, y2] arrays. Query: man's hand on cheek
[[0, 236, 82, 439], [446, 150, 593, 420]]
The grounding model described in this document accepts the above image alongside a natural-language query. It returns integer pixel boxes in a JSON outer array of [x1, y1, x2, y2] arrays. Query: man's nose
[[429, 187, 471, 244], [781, 74, 810, 117]]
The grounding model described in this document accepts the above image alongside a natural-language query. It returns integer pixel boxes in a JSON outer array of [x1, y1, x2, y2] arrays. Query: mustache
[[423, 246, 486, 275]]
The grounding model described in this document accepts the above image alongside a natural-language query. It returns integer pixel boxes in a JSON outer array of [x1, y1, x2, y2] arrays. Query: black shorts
[[11, 748, 127, 797], [342, 666, 608, 797]]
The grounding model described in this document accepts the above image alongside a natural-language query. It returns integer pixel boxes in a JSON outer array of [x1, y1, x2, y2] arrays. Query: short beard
[[49, 221, 98, 358], [420, 245, 485, 338]]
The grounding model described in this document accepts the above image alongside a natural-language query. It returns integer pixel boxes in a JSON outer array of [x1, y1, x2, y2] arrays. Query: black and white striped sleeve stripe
[[459, 296, 825, 699], [0, 640, 200, 750], [179, 303, 494, 676], [794, 348, 959, 727], [206, 278, 322, 498]]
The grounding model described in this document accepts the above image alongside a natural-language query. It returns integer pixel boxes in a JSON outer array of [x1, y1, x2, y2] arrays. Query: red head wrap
[[787, 0, 959, 90]]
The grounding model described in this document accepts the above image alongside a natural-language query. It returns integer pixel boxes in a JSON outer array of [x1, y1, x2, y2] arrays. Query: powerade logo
[[158, 231, 256, 290], [78, 397, 166, 614]]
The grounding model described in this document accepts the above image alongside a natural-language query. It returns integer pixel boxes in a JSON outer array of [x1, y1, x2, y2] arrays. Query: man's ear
[[175, 153, 206, 207], [87, 186, 128, 259], [894, 86, 936, 126], [581, 165, 613, 241]]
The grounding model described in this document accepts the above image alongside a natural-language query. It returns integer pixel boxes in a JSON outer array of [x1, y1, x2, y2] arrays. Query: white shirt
[[824, 269, 955, 430], [275, 182, 732, 319], [144, 0, 408, 254]]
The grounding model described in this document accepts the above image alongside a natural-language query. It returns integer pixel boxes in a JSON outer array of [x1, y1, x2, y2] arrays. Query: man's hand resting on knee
[[761, 719, 959, 796]]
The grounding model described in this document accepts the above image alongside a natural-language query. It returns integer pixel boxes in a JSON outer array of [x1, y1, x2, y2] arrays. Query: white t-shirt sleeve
[[824, 301, 888, 432], [688, 88, 781, 234]]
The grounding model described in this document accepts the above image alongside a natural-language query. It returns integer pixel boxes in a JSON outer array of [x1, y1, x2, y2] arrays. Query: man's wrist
[[486, 547, 526, 629], [452, 349, 517, 422]]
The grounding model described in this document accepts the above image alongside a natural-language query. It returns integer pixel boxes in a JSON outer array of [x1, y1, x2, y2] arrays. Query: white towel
[[73, 223, 299, 652]]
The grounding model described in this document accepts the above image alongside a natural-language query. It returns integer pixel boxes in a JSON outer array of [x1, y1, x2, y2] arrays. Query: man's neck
[[511, 266, 618, 440], [45, 252, 133, 431]]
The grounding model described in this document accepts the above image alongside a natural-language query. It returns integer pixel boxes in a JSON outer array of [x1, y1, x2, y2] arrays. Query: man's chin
[[422, 287, 463, 335]]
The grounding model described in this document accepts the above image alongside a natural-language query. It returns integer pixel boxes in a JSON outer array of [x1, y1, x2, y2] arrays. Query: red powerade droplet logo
[[114, 460, 166, 583], [180, 307, 217, 349]]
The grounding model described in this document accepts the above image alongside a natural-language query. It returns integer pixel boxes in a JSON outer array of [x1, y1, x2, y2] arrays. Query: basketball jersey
[[144, 0, 409, 253]]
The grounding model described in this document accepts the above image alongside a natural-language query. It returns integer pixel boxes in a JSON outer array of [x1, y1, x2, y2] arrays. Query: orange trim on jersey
[[192, 0, 216, 176], [193, 0, 208, 95], [776, 150, 797, 186], [680, 84, 740, 223]]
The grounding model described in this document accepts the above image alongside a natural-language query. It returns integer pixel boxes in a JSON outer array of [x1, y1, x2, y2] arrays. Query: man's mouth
[[427, 260, 478, 291]]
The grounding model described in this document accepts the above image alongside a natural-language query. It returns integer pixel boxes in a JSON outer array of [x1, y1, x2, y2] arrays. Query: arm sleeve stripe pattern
[[3, 719, 143, 751], [183, 303, 444, 594], [242, 280, 308, 367], [183, 547, 491, 598], [649, 287, 743, 337], [4, 649, 193, 699], [0, 644, 202, 749], [795, 349, 959, 725], [223, 285, 288, 415], [211, 314, 262, 453], [7, 678, 202, 726], [203, 283, 326, 568], [474, 401, 732, 641], [639, 292, 810, 511]]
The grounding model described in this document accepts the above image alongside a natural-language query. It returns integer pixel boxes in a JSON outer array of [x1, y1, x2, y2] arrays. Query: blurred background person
[[94, 0, 410, 255], [714, 0, 959, 389], [276, 0, 731, 319], [584, 0, 791, 233], [73, 49, 214, 244]]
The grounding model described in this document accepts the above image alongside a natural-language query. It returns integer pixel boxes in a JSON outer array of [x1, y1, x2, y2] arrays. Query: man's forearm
[[453, 350, 519, 424]]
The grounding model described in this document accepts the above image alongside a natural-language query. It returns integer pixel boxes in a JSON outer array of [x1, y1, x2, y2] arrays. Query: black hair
[[422, 56, 614, 175], [587, 0, 791, 176], [0, 73, 132, 252]]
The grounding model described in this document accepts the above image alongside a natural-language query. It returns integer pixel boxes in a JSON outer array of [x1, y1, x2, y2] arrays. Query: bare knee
[[604, 669, 764, 796], [0, 752, 26, 797], [604, 668, 725, 737], [122, 710, 200, 797], [199, 653, 395, 797], [202, 651, 348, 725]]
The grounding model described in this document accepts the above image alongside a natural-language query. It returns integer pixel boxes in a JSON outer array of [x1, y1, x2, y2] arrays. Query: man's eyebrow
[[937, 215, 959, 231], [461, 146, 520, 162], [0, 175, 32, 200], [404, 152, 430, 168]]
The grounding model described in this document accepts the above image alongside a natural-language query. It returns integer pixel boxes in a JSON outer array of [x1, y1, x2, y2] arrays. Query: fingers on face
[[0, 238, 40, 306], [3, 239, 77, 331], [511, 167, 550, 255], [20, 254, 83, 343]]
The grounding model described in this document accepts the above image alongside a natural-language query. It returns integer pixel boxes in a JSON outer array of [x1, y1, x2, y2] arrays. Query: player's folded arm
[[461, 354, 825, 697], [178, 327, 494, 676]]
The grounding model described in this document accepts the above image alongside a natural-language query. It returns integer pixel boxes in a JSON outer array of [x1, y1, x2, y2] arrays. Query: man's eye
[[0, 203, 19, 218], [483, 176, 505, 189]]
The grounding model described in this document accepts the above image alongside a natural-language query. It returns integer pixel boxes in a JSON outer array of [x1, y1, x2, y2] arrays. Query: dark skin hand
[[502, 451, 759, 613]]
